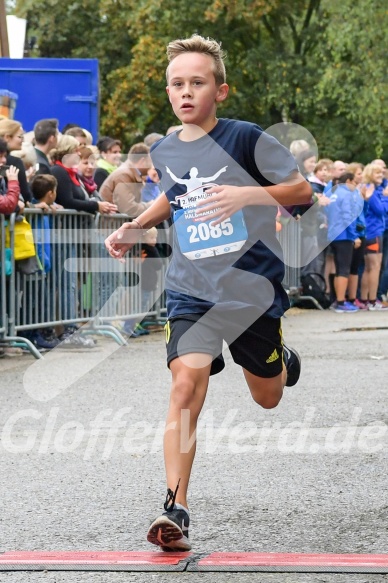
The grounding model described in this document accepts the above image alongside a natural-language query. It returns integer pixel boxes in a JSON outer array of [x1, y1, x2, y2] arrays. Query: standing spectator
[[324, 160, 348, 194], [10, 143, 38, 182], [0, 139, 20, 214], [100, 143, 153, 217], [0, 119, 32, 202], [295, 149, 317, 179], [326, 173, 364, 312], [65, 126, 93, 146], [372, 159, 388, 300], [94, 137, 122, 190], [33, 118, 59, 175], [346, 163, 367, 308], [289, 139, 310, 159], [76, 146, 100, 200], [360, 163, 387, 310], [51, 136, 116, 214]]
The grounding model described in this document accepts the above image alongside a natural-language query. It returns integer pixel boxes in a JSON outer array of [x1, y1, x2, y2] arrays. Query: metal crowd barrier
[[1, 210, 169, 359], [278, 218, 324, 310]]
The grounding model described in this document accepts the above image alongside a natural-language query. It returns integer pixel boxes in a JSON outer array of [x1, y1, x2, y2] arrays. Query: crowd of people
[[283, 140, 388, 313], [0, 116, 176, 353], [0, 115, 387, 356]]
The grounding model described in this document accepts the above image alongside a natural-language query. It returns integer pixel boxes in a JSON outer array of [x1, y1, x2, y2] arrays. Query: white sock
[[174, 503, 190, 515]]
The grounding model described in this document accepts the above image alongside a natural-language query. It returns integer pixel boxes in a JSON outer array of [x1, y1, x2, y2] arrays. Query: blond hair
[[362, 163, 383, 185], [10, 144, 37, 170], [49, 135, 79, 162], [347, 162, 363, 175], [127, 142, 150, 163], [166, 34, 226, 85], [0, 118, 22, 139]]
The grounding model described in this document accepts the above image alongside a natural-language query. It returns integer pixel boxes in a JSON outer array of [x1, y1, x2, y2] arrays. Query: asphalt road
[[0, 307, 387, 583]]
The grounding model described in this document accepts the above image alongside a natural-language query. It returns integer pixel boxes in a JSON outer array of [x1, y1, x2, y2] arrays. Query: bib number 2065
[[187, 218, 233, 243]]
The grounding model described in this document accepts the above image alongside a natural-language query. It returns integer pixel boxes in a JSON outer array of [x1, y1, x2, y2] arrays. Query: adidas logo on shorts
[[266, 348, 279, 363]]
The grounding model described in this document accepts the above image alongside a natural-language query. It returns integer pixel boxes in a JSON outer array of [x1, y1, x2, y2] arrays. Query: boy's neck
[[178, 119, 219, 142]]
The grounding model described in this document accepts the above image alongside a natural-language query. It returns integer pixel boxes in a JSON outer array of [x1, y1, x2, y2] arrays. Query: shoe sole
[[147, 516, 191, 551], [285, 346, 301, 387]]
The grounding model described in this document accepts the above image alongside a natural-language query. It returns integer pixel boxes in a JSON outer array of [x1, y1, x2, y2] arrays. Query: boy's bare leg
[[164, 354, 212, 509]]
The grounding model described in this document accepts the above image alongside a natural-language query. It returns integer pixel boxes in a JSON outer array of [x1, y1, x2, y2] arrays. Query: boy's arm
[[105, 193, 170, 260], [196, 171, 312, 225]]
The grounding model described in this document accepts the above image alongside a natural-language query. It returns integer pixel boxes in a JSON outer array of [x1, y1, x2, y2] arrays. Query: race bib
[[173, 183, 248, 260]]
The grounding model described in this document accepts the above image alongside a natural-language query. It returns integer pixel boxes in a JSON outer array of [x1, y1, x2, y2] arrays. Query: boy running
[[105, 34, 312, 551]]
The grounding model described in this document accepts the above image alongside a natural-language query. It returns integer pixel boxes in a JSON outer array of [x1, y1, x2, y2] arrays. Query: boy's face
[[166, 53, 228, 131], [0, 152, 6, 166]]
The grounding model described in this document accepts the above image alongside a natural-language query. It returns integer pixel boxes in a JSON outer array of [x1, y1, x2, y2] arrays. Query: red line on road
[[0, 551, 191, 565], [199, 553, 388, 567]]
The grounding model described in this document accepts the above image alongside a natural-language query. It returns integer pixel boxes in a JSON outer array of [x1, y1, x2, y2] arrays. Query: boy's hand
[[105, 222, 143, 262], [195, 185, 244, 225], [6, 165, 19, 181], [34, 201, 51, 212]]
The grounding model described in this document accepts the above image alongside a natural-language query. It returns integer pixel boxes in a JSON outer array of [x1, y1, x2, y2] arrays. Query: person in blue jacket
[[360, 163, 387, 310], [326, 172, 364, 312]]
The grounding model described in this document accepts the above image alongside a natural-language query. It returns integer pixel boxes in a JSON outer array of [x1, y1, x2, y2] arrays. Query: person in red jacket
[[0, 138, 20, 215]]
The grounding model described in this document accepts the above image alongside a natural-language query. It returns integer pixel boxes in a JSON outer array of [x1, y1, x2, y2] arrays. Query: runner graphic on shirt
[[165, 165, 228, 193], [166, 165, 248, 260]]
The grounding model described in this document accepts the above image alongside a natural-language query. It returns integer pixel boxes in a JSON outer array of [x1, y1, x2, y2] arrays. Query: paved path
[[0, 308, 387, 582]]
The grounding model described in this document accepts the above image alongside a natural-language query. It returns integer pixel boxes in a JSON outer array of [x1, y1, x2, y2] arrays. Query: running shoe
[[147, 481, 191, 552], [368, 300, 388, 311], [353, 299, 368, 310], [333, 302, 359, 313], [283, 344, 301, 387]]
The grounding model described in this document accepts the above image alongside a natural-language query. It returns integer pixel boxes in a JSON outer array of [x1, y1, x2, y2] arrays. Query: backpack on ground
[[300, 272, 331, 309]]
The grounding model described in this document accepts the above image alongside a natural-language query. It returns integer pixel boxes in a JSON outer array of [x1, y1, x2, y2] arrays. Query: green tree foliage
[[14, 0, 387, 160]]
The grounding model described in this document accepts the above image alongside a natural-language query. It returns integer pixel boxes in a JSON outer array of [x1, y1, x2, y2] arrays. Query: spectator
[[0, 118, 32, 202], [326, 172, 364, 312], [77, 146, 101, 200], [140, 227, 163, 312], [33, 118, 59, 175], [94, 136, 122, 190], [100, 142, 153, 217], [10, 143, 38, 182], [144, 133, 164, 147], [65, 126, 93, 146], [0, 138, 20, 215], [360, 163, 387, 310], [289, 139, 310, 158], [51, 135, 116, 214], [324, 160, 348, 193], [295, 149, 317, 179], [372, 159, 388, 300], [346, 163, 367, 309]]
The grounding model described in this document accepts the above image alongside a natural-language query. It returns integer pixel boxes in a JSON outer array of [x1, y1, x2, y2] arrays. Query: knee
[[170, 376, 199, 411], [250, 382, 283, 409]]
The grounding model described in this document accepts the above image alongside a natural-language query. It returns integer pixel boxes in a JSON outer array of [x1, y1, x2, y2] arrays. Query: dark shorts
[[165, 310, 284, 378], [331, 240, 354, 277], [365, 236, 383, 255]]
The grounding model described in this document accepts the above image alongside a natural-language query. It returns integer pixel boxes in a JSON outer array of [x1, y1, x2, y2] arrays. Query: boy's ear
[[166, 86, 171, 101], [215, 83, 229, 103]]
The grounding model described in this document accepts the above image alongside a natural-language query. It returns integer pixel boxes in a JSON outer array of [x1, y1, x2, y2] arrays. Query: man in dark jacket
[[34, 119, 59, 175]]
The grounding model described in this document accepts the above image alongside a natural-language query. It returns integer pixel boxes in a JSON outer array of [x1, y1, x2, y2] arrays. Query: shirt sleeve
[[249, 125, 299, 186]]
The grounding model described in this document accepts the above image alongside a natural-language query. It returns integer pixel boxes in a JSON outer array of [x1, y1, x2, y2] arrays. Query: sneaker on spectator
[[353, 299, 368, 310], [58, 327, 96, 348], [368, 300, 388, 311], [30, 330, 60, 350], [334, 302, 359, 313]]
